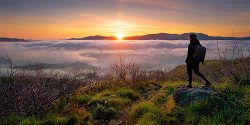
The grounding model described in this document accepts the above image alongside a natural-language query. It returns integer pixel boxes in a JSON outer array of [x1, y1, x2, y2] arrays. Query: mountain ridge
[[0, 37, 31, 42], [68, 32, 250, 40]]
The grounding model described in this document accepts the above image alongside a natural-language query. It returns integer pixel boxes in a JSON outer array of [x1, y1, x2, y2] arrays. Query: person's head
[[189, 34, 197, 41]]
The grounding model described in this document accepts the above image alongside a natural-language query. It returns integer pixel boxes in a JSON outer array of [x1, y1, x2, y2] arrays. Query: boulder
[[173, 86, 216, 106]]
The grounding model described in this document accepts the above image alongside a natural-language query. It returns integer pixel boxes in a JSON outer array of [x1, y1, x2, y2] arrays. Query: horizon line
[[2, 32, 250, 40]]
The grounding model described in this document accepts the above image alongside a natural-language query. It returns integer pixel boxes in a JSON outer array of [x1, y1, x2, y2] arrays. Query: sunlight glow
[[116, 32, 124, 40]]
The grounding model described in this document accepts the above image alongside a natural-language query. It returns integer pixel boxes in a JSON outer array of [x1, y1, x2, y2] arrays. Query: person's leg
[[193, 63, 211, 86], [187, 63, 193, 87]]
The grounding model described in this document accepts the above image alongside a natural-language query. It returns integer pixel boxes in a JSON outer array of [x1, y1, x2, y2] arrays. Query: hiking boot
[[205, 81, 211, 87], [186, 85, 193, 88]]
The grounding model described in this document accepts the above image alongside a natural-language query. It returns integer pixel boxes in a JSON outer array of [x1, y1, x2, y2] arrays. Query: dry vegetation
[[0, 53, 86, 116]]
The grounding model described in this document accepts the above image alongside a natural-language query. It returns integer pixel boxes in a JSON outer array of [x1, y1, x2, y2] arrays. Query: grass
[[116, 87, 139, 101], [127, 101, 169, 125], [0, 81, 249, 125], [173, 84, 249, 125], [0, 114, 75, 125], [0, 114, 26, 125], [87, 87, 139, 121]]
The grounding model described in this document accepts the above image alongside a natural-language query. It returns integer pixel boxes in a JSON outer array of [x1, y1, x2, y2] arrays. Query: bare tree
[[216, 36, 250, 83], [108, 58, 143, 86], [0, 54, 86, 116]]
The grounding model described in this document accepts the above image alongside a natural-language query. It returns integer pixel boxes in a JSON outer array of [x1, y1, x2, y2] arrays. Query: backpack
[[193, 45, 206, 62]]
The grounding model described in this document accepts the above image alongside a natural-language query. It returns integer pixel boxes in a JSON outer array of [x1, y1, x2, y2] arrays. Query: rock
[[173, 86, 216, 106]]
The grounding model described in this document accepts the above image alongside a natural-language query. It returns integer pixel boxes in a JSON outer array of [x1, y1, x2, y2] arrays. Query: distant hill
[[14, 62, 96, 70], [0, 37, 31, 42], [68, 33, 250, 40], [68, 35, 116, 40]]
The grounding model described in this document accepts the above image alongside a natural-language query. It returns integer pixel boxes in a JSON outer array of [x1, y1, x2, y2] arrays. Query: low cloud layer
[[0, 40, 249, 68], [16, 40, 188, 50]]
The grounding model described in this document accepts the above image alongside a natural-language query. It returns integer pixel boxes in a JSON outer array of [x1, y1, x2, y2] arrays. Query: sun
[[116, 33, 124, 40]]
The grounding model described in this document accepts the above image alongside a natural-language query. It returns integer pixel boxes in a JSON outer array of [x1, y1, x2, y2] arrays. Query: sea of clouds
[[0, 40, 249, 69]]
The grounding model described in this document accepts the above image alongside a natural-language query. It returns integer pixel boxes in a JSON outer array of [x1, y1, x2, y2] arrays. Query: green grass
[[127, 101, 169, 125], [151, 93, 167, 106], [74, 94, 92, 105], [1, 81, 249, 125], [0, 114, 26, 125], [87, 88, 138, 120], [115, 87, 139, 101], [173, 84, 249, 125], [0, 114, 77, 125]]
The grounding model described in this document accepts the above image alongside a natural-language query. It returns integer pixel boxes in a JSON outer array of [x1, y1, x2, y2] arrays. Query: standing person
[[185, 34, 211, 88]]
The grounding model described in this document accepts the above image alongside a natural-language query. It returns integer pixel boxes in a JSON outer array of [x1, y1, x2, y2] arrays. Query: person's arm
[[185, 43, 195, 63]]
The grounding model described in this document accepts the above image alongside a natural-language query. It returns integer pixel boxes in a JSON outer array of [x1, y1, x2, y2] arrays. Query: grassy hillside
[[0, 81, 249, 125], [0, 57, 249, 125], [167, 58, 250, 84]]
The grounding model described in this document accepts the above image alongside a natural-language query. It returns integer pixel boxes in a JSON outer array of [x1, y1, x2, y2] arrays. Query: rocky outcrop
[[173, 86, 216, 106]]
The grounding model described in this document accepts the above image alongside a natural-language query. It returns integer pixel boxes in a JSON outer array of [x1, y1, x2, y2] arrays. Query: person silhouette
[[185, 34, 211, 88]]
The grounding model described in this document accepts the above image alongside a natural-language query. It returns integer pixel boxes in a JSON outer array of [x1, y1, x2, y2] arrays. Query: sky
[[0, 0, 250, 39]]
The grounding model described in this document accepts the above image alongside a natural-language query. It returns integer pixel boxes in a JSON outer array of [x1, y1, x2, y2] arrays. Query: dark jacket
[[185, 39, 201, 63]]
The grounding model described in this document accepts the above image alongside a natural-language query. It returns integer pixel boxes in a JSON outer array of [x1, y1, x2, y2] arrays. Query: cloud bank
[[0, 40, 249, 68]]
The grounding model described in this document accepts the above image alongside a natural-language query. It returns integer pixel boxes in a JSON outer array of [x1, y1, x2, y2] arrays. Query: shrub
[[0, 67, 83, 116]]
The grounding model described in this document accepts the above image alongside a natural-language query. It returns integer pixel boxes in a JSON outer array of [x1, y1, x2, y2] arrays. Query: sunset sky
[[0, 0, 250, 39]]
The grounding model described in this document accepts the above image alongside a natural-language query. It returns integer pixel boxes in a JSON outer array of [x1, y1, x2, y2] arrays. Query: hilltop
[[0, 57, 249, 124]]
